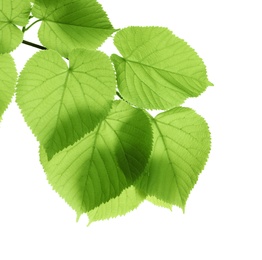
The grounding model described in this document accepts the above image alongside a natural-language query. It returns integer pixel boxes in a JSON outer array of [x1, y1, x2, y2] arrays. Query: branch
[[22, 40, 47, 50]]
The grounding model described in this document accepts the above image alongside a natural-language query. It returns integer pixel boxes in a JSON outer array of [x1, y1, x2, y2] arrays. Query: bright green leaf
[[147, 196, 173, 211], [137, 107, 211, 210], [111, 26, 212, 110], [32, 0, 115, 57], [40, 101, 153, 215], [0, 0, 31, 54], [87, 186, 146, 225], [16, 49, 116, 159], [0, 54, 17, 120]]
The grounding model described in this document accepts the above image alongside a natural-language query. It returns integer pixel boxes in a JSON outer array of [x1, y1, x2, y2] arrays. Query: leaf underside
[[136, 107, 211, 210], [0, 54, 17, 120], [111, 26, 212, 110], [40, 101, 153, 216], [16, 49, 116, 159], [32, 0, 115, 57], [0, 0, 31, 54]]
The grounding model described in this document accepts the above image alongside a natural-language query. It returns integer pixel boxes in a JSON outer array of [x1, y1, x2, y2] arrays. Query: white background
[[0, 0, 261, 259]]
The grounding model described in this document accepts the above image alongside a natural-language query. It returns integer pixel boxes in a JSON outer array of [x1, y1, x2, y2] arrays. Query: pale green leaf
[[40, 101, 153, 215], [0, 54, 17, 119], [0, 0, 31, 54], [32, 0, 115, 57], [137, 107, 211, 210], [147, 196, 172, 211], [111, 26, 212, 109], [87, 186, 146, 225], [16, 49, 116, 159]]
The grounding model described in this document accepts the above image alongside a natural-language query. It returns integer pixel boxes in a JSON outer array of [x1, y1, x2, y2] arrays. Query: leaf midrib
[[43, 19, 114, 31], [125, 58, 205, 85], [152, 119, 183, 205], [47, 70, 70, 155], [80, 123, 102, 212]]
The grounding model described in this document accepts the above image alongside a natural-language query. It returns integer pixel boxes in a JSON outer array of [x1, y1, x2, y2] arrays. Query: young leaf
[[0, 0, 31, 54], [16, 49, 116, 159], [32, 0, 116, 57], [137, 107, 211, 210], [40, 101, 153, 215], [0, 54, 17, 120], [111, 26, 212, 109], [87, 186, 146, 225]]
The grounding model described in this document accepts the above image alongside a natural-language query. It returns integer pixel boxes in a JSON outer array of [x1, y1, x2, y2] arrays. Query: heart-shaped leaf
[[32, 0, 116, 57], [137, 107, 211, 210], [40, 101, 153, 215], [16, 49, 116, 159], [111, 26, 212, 109]]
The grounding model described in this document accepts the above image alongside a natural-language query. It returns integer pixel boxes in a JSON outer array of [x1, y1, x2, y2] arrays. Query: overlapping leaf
[[137, 107, 211, 210], [16, 49, 116, 159], [111, 26, 212, 109], [0, 54, 17, 120], [40, 101, 153, 215], [32, 0, 116, 57], [87, 186, 146, 224], [0, 0, 31, 54], [0, 0, 212, 224]]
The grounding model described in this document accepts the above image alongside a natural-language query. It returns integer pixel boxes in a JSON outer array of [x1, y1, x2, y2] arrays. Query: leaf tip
[[87, 218, 94, 227], [76, 213, 81, 223], [208, 81, 214, 87]]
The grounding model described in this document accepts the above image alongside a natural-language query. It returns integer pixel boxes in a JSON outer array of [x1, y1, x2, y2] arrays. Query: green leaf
[[87, 186, 146, 225], [0, 0, 31, 54], [0, 54, 17, 120], [147, 196, 173, 211], [137, 107, 211, 210], [16, 49, 116, 159], [40, 101, 153, 215], [111, 26, 212, 110], [32, 0, 115, 57]]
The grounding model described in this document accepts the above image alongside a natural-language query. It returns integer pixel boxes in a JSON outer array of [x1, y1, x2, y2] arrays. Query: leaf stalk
[[24, 19, 41, 31]]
